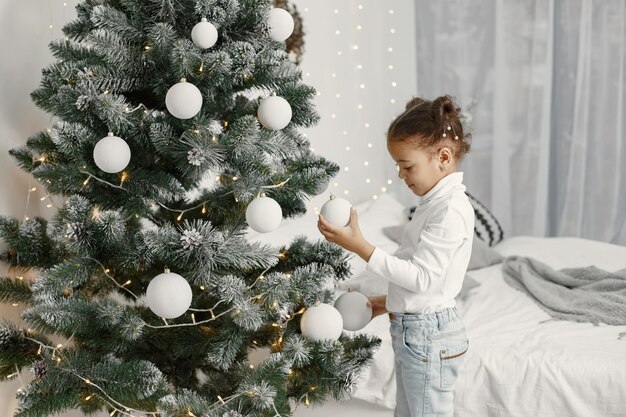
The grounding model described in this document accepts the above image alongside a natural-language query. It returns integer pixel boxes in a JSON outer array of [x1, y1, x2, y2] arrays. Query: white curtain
[[413, 0, 626, 245]]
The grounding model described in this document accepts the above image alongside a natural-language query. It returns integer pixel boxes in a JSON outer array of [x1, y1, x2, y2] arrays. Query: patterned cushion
[[405, 191, 504, 247]]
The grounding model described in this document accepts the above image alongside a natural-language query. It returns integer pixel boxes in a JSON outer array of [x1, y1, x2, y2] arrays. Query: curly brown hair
[[387, 95, 471, 163]]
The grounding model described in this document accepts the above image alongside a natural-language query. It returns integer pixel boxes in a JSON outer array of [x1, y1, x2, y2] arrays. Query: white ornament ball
[[246, 195, 282, 233], [257, 96, 292, 130], [93, 133, 131, 174], [146, 270, 192, 319], [165, 79, 203, 119], [268, 8, 295, 42], [300, 303, 343, 342], [191, 18, 218, 49], [320, 196, 352, 227], [334, 291, 373, 331]]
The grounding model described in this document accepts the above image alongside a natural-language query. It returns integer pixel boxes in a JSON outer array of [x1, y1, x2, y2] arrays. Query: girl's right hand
[[367, 295, 388, 318]]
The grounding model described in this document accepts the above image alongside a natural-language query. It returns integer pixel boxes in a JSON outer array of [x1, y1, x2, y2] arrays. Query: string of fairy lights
[[295, 1, 405, 215]]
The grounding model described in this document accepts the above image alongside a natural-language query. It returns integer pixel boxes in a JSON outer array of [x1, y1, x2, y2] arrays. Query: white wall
[[0, 1, 80, 416]]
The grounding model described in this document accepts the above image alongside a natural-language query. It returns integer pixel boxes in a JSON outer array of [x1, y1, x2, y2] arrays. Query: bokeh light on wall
[[294, 0, 417, 212]]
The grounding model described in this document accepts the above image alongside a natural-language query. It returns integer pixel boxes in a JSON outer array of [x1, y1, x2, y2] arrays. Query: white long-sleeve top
[[365, 171, 475, 314]]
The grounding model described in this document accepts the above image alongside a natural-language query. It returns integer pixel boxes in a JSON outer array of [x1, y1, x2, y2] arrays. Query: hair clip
[[442, 124, 460, 140]]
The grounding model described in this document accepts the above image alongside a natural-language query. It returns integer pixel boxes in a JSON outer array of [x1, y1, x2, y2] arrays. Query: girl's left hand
[[317, 207, 365, 254]]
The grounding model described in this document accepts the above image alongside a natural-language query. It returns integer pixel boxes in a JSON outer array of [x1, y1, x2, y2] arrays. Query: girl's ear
[[439, 147, 452, 168]]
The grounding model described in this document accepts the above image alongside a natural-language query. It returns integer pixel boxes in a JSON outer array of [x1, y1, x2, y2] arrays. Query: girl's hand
[[367, 295, 388, 318], [318, 207, 375, 261]]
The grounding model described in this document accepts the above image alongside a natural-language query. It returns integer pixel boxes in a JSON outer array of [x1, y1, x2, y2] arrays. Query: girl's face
[[387, 139, 452, 196]]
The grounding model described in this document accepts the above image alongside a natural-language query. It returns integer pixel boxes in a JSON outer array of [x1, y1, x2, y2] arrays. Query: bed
[[246, 193, 626, 417]]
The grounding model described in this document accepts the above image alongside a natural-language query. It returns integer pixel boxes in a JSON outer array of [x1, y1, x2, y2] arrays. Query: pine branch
[[0, 277, 33, 304], [0, 324, 46, 380], [0, 217, 59, 269]]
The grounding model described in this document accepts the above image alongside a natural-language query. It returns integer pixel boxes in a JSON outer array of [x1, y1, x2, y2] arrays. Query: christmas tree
[[0, 1, 381, 416]]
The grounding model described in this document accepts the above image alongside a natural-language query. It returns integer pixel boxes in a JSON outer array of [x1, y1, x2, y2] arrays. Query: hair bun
[[430, 95, 460, 127], [405, 97, 427, 110]]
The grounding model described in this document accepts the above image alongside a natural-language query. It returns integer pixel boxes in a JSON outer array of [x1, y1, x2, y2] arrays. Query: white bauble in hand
[[146, 269, 192, 319], [257, 96, 292, 130], [300, 303, 343, 342], [93, 133, 131, 174], [268, 8, 295, 42], [334, 290, 372, 331], [166, 79, 203, 119], [320, 195, 352, 227], [246, 195, 282, 233], [191, 18, 218, 49]]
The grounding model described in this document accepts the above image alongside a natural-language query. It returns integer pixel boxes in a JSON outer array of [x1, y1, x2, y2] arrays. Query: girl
[[318, 95, 474, 417]]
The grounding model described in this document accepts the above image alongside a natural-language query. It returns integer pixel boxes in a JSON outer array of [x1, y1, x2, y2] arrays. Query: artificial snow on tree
[[93, 132, 131, 173], [0, 1, 381, 417], [257, 95, 292, 130], [320, 194, 353, 227], [334, 290, 372, 331], [300, 302, 343, 342], [191, 17, 218, 49]]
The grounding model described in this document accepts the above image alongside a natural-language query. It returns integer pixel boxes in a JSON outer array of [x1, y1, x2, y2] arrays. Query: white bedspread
[[246, 194, 626, 416], [453, 237, 626, 417]]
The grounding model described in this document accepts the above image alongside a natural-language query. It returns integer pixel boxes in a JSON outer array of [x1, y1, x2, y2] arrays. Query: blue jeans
[[389, 307, 469, 417]]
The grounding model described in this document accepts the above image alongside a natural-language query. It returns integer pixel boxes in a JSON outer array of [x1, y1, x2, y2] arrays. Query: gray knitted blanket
[[502, 255, 626, 328]]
